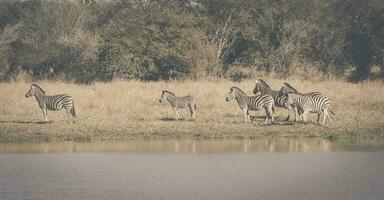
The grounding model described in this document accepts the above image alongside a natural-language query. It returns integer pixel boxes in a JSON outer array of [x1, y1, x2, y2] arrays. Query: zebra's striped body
[[253, 79, 324, 121], [253, 79, 286, 108], [226, 86, 274, 123], [280, 82, 324, 122], [281, 91, 334, 125], [159, 90, 197, 120], [25, 84, 76, 122]]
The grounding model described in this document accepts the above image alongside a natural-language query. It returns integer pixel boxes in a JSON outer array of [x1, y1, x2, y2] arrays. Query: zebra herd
[[25, 79, 334, 125]]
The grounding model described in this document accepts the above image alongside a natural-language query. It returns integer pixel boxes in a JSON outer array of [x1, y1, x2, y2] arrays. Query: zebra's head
[[25, 84, 45, 98], [253, 79, 261, 94], [159, 90, 174, 103], [226, 87, 239, 102], [278, 83, 297, 97], [278, 84, 290, 97], [253, 79, 271, 94], [25, 85, 36, 98]]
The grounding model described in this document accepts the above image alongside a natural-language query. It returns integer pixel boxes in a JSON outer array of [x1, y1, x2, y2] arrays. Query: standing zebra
[[279, 85, 335, 125], [159, 90, 197, 120], [226, 86, 274, 123], [25, 84, 76, 123], [253, 79, 287, 117], [280, 82, 322, 122], [253, 79, 321, 121]]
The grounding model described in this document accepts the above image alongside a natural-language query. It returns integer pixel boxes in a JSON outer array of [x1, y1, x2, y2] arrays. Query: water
[[0, 139, 383, 200]]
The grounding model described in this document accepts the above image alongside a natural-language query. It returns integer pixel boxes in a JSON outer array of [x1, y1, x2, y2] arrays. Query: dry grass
[[0, 79, 383, 142]]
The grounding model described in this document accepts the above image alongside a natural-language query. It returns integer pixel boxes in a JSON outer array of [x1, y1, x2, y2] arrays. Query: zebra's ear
[[255, 80, 259, 83]]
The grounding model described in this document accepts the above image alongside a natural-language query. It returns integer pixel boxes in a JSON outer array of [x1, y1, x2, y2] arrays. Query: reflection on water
[[1, 138, 384, 200], [1, 138, 384, 153]]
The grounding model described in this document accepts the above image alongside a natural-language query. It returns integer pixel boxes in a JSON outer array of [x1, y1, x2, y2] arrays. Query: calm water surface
[[0, 138, 383, 200]]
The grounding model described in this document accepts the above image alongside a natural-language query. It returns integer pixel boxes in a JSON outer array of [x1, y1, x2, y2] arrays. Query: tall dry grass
[[0, 79, 383, 142]]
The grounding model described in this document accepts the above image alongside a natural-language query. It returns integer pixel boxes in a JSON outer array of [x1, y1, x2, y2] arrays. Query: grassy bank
[[0, 79, 383, 143]]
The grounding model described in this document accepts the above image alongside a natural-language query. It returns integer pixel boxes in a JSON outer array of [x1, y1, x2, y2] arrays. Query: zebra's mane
[[162, 90, 175, 96], [32, 84, 46, 94], [283, 82, 298, 93], [231, 86, 246, 95], [257, 79, 271, 89]]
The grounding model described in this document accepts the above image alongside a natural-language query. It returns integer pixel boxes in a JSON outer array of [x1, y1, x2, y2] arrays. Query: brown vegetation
[[0, 79, 383, 143]]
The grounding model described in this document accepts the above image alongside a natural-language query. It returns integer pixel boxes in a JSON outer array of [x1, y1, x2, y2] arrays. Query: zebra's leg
[[243, 108, 249, 123], [264, 107, 269, 123], [41, 107, 48, 122], [172, 107, 179, 121], [327, 108, 332, 123], [264, 106, 274, 124], [270, 106, 275, 123], [189, 105, 196, 120], [302, 111, 308, 124], [316, 112, 322, 123], [321, 110, 326, 125], [65, 107, 74, 123], [247, 110, 251, 122], [285, 105, 291, 121], [322, 109, 331, 125], [293, 105, 298, 122], [285, 111, 291, 121]]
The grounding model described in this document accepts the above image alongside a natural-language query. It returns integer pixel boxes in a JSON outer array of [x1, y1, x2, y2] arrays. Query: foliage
[[0, 0, 383, 83]]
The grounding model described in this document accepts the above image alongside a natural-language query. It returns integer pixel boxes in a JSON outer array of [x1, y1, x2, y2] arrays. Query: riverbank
[[0, 79, 383, 143]]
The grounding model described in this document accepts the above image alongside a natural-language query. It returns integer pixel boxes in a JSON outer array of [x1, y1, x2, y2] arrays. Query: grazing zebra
[[226, 86, 274, 123], [159, 90, 197, 120], [25, 84, 76, 123], [279, 85, 335, 125]]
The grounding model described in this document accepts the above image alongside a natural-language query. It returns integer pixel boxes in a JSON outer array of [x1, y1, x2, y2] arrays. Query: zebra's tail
[[329, 107, 335, 115], [71, 101, 77, 118]]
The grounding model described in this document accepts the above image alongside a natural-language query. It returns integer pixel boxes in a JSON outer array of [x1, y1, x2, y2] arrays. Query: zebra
[[226, 86, 274, 123], [279, 82, 323, 122], [279, 85, 335, 125], [159, 90, 197, 120], [253, 79, 287, 117], [253, 79, 322, 121], [25, 84, 76, 123]]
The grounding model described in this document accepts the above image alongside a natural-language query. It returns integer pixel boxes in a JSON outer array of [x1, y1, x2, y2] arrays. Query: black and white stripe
[[253, 79, 323, 121], [159, 90, 197, 120], [226, 86, 274, 123], [25, 84, 76, 122], [280, 87, 334, 125], [253, 79, 287, 108], [280, 82, 325, 122]]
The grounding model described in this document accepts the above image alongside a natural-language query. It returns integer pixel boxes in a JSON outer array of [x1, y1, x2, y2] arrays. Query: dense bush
[[0, 0, 383, 83]]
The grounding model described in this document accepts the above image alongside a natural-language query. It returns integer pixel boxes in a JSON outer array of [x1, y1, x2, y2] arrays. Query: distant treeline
[[0, 0, 383, 83]]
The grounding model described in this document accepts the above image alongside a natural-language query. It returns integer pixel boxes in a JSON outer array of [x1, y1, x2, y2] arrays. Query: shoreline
[[1, 123, 383, 143]]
